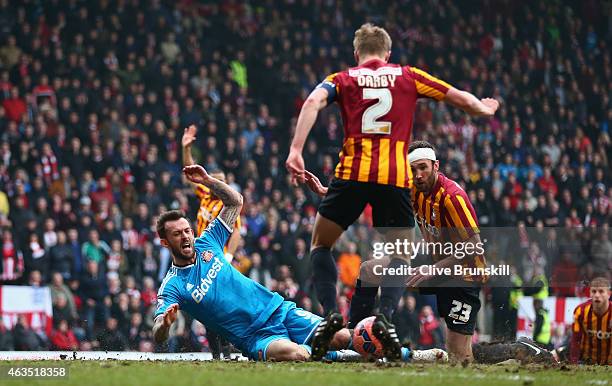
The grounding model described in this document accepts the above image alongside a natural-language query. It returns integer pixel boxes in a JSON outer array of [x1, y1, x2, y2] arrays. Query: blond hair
[[590, 276, 611, 289], [353, 23, 392, 57]]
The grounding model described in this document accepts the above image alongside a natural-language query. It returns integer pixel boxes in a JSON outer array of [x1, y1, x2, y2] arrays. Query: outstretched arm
[[183, 165, 243, 228], [152, 303, 178, 344], [182, 124, 197, 167], [286, 87, 329, 185], [444, 88, 499, 117]]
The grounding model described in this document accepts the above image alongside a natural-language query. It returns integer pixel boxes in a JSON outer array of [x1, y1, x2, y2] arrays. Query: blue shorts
[[245, 301, 322, 361]]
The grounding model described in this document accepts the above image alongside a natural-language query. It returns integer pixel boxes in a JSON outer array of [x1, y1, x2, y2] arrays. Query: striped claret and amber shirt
[[411, 173, 487, 282], [194, 184, 241, 238], [317, 60, 452, 188], [570, 300, 612, 365]]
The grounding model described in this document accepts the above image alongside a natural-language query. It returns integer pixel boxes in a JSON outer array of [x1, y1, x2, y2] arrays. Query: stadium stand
[[0, 0, 609, 352]]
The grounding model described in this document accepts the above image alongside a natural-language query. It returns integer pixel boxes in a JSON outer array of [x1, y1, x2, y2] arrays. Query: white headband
[[408, 147, 437, 163]]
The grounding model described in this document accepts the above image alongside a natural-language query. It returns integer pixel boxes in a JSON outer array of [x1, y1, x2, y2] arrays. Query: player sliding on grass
[[152, 164, 444, 362], [182, 124, 242, 359], [152, 164, 349, 361]]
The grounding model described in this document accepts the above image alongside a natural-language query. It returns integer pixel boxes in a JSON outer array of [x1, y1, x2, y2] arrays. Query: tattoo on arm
[[206, 178, 243, 228], [219, 205, 241, 230], [207, 179, 243, 207]]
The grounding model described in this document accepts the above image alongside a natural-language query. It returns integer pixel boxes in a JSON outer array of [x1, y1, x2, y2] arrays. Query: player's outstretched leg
[[471, 338, 558, 364], [265, 340, 311, 361], [515, 337, 558, 364], [371, 313, 402, 361], [310, 312, 344, 361]]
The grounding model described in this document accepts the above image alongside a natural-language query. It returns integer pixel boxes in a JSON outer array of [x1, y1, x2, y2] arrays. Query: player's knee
[[310, 216, 343, 249], [310, 233, 333, 250], [267, 343, 310, 362], [330, 328, 351, 349]]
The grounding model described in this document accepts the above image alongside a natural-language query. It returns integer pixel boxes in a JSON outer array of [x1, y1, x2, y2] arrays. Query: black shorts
[[420, 286, 481, 335], [317, 178, 415, 230]]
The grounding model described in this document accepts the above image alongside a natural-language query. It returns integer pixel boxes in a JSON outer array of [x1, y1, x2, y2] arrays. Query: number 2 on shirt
[[361, 88, 392, 135]]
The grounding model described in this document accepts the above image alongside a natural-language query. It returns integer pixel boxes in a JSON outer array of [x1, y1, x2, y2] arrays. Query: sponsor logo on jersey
[[205, 220, 217, 232], [586, 329, 612, 339], [201, 250, 213, 262], [190, 256, 224, 303], [415, 215, 440, 237]]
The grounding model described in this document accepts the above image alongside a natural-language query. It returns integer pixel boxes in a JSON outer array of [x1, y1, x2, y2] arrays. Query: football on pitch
[[352, 316, 384, 359]]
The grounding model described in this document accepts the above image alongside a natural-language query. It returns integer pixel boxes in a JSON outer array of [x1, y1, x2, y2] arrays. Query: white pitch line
[[0, 351, 247, 361]]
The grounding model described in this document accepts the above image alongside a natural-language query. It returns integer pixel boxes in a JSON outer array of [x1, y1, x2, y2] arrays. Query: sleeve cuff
[[217, 217, 233, 233]]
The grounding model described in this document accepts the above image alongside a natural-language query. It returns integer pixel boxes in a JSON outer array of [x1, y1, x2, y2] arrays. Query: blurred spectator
[[12, 315, 47, 351], [24, 234, 49, 280], [81, 230, 110, 264], [551, 251, 580, 297], [417, 306, 444, 350], [49, 232, 73, 280], [127, 313, 147, 350], [189, 320, 210, 353], [0, 316, 14, 350], [96, 317, 127, 351], [50, 272, 77, 321], [393, 295, 420, 346], [1, 229, 24, 282], [49, 319, 79, 351], [337, 242, 360, 289], [80, 260, 110, 339]]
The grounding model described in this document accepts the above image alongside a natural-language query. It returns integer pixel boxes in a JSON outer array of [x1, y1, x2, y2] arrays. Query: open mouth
[[181, 241, 192, 253]]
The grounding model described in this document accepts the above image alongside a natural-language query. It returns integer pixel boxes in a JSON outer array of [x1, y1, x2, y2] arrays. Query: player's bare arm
[[152, 303, 179, 343], [406, 232, 483, 288], [444, 88, 500, 117], [183, 165, 243, 228], [286, 87, 329, 184], [181, 124, 197, 167]]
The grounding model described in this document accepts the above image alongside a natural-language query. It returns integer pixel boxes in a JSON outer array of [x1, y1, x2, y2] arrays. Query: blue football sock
[[324, 351, 338, 361], [401, 347, 412, 362]]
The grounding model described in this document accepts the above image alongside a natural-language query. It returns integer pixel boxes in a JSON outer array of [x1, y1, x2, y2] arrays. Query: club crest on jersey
[[201, 250, 213, 262]]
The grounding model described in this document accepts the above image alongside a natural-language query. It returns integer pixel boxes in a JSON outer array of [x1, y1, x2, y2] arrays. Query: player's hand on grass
[[162, 304, 179, 327], [304, 170, 328, 197], [183, 164, 210, 185], [286, 149, 306, 186], [481, 98, 500, 115], [182, 124, 197, 147]]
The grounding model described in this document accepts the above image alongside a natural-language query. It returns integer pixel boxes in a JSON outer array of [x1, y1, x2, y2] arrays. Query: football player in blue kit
[[152, 164, 350, 361], [154, 164, 446, 362]]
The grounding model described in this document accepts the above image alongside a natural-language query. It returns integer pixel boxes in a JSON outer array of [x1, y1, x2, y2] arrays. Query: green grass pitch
[[2, 361, 611, 386]]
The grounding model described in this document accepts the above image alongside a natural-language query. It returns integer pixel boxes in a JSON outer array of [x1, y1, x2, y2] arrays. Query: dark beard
[[170, 245, 195, 262]]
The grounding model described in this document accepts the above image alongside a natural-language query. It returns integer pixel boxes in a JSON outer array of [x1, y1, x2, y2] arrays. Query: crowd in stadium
[[0, 0, 609, 353]]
